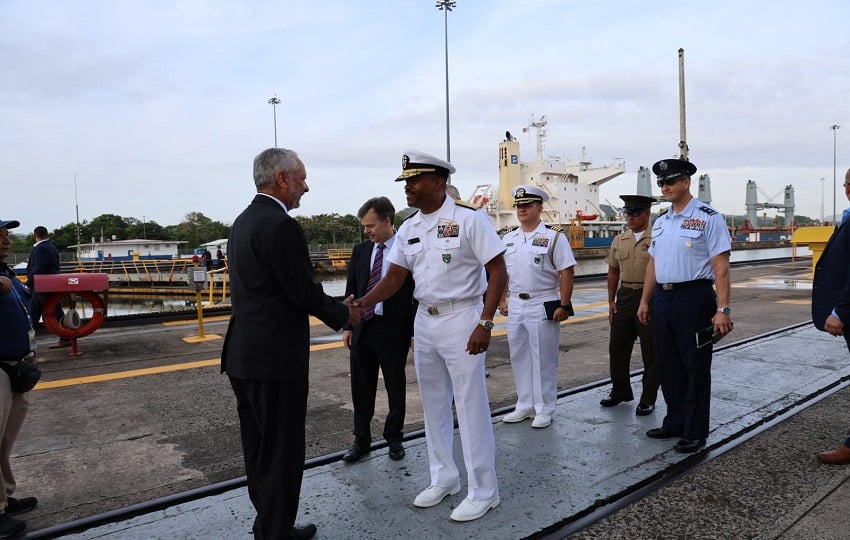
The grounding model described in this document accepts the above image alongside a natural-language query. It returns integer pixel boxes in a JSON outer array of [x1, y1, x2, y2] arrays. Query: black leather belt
[[657, 279, 712, 291], [518, 293, 531, 299]]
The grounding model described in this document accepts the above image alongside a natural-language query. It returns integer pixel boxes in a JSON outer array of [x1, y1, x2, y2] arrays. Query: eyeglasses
[[656, 176, 684, 187]]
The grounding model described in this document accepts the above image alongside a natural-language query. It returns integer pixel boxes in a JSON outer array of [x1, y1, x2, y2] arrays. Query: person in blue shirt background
[[0, 218, 40, 537]]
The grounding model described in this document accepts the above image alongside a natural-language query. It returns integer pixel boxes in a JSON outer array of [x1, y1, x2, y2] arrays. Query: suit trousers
[[350, 316, 409, 445], [413, 304, 498, 501], [229, 377, 308, 540], [506, 294, 561, 416], [652, 283, 716, 440], [608, 287, 658, 405], [0, 371, 29, 508]]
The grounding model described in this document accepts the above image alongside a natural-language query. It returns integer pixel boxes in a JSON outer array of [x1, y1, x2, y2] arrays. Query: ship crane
[[744, 179, 795, 229]]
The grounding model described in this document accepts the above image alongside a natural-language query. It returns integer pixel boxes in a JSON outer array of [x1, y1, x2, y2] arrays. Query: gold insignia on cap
[[659, 161, 668, 171], [515, 187, 526, 197], [402, 155, 410, 169]]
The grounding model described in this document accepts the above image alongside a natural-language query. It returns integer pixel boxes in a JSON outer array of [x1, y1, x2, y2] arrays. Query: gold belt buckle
[[518, 292, 531, 300], [427, 306, 440, 315], [662, 283, 674, 291]]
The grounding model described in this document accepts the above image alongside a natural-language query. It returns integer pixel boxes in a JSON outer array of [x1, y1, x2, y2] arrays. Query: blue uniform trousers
[[652, 282, 716, 440]]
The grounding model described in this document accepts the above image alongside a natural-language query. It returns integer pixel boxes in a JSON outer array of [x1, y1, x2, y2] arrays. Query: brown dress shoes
[[817, 445, 850, 465]]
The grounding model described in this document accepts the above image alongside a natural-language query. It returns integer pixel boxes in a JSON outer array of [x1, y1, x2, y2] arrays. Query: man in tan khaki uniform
[[600, 195, 659, 416]]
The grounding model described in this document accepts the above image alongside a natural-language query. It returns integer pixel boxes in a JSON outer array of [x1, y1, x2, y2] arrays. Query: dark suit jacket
[[344, 239, 415, 348], [812, 221, 850, 330], [27, 240, 61, 290], [222, 195, 349, 380]]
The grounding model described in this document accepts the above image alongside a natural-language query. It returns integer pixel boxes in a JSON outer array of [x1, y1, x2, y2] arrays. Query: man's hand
[[342, 331, 353, 349], [711, 312, 733, 336], [608, 300, 617, 325], [498, 301, 508, 316], [552, 307, 569, 322], [343, 295, 361, 326], [825, 314, 844, 336], [637, 301, 651, 324], [466, 326, 491, 355]]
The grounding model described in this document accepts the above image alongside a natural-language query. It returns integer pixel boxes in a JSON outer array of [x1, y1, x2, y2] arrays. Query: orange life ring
[[42, 291, 107, 340]]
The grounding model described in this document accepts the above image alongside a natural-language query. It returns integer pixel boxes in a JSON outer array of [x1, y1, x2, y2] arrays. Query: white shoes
[[449, 495, 501, 522], [413, 483, 461, 508], [532, 413, 552, 429], [502, 408, 535, 423]]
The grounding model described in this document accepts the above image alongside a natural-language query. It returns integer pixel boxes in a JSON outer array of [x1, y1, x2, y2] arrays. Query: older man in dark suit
[[341, 197, 415, 463], [814, 167, 850, 466], [222, 147, 360, 540]]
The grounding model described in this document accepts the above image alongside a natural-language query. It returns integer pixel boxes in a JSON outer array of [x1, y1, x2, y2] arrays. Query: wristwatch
[[717, 307, 732, 315], [478, 319, 495, 331]]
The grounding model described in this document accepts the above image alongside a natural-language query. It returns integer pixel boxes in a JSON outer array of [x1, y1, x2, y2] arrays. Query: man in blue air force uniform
[[637, 158, 732, 454]]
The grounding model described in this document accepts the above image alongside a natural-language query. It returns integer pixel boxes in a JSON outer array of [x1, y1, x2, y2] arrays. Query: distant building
[[201, 238, 228, 255], [68, 239, 186, 261]]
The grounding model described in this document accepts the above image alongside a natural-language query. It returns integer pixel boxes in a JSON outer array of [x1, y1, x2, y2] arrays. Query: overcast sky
[[3, 0, 849, 234]]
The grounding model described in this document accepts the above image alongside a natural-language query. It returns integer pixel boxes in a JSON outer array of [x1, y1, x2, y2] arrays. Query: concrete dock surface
[[52, 324, 850, 539], [11, 260, 850, 538]]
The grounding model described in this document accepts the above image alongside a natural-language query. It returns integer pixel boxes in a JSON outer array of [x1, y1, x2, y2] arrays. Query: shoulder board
[[658, 207, 669, 216], [698, 205, 718, 216], [454, 200, 478, 210], [499, 225, 519, 235], [545, 224, 564, 233], [401, 209, 419, 223]]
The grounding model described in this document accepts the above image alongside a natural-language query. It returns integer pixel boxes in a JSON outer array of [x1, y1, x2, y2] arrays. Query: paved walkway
[[55, 324, 850, 539]]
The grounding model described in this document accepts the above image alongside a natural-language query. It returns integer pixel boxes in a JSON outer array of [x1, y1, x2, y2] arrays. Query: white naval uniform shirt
[[649, 197, 731, 284], [502, 221, 576, 295], [387, 195, 505, 305]]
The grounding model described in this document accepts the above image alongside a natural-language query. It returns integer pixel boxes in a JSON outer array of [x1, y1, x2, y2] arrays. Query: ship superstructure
[[472, 116, 625, 232]]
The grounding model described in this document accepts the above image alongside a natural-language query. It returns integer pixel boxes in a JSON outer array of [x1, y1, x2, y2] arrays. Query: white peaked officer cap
[[512, 184, 548, 206], [395, 150, 456, 182]]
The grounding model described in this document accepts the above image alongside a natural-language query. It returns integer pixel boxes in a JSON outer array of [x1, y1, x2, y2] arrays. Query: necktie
[[363, 243, 385, 321]]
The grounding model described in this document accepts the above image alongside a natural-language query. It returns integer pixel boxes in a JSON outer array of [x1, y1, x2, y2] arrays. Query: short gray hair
[[253, 148, 300, 189]]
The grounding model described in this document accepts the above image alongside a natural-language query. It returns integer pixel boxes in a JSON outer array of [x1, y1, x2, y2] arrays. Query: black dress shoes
[[388, 443, 405, 461], [673, 438, 707, 453], [646, 427, 683, 439], [600, 396, 633, 407], [290, 523, 317, 540], [635, 404, 655, 416], [342, 444, 370, 463]]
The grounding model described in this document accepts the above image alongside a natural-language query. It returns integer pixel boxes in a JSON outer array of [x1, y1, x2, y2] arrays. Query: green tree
[[173, 212, 230, 249]]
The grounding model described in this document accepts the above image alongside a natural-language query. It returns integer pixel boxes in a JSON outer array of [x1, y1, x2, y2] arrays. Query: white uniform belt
[[510, 288, 559, 300], [419, 297, 481, 316]]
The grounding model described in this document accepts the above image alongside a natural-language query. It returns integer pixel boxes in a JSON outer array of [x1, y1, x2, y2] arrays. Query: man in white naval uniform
[[499, 185, 575, 429], [355, 150, 507, 522]]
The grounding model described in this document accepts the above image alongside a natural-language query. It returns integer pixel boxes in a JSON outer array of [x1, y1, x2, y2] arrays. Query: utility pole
[[436, 0, 457, 176], [269, 95, 281, 147]]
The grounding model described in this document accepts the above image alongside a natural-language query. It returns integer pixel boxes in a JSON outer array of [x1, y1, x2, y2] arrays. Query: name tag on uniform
[[408, 237, 421, 244]]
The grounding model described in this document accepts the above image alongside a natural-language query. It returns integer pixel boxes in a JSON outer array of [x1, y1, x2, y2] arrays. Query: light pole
[[436, 0, 456, 173], [832, 123, 840, 225], [268, 95, 281, 147], [821, 178, 825, 224], [142, 215, 147, 240]]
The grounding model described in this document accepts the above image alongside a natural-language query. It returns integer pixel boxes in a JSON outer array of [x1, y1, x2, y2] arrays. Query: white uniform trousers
[[413, 304, 498, 501], [507, 293, 561, 416]]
